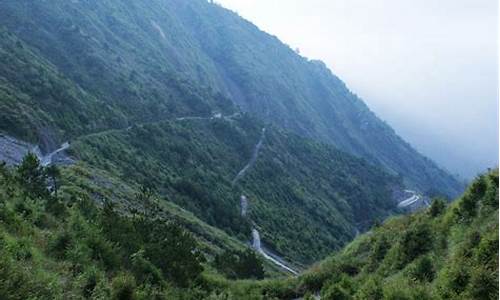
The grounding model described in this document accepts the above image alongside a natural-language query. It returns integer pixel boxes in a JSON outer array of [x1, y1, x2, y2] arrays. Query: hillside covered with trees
[[69, 115, 400, 264], [0, 0, 463, 197]]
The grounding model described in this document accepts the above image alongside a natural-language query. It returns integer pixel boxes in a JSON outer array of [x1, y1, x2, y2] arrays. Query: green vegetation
[[0, 139, 496, 300], [0, 154, 280, 299], [0, 0, 486, 298], [223, 170, 498, 299], [70, 115, 400, 264], [214, 249, 265, 280]]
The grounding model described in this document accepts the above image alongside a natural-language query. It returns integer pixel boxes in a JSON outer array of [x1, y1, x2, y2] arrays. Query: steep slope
[[70, 115, 401, 264], [223, 170, 498, 299], [0, 0, 463, 197], [0, 28, 127, 150]]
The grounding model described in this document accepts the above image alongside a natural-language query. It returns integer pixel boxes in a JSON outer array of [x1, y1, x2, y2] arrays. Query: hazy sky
[[216, 0, 499, 179]]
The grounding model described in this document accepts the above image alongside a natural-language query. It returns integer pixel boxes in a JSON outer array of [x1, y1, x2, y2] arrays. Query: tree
[[135, 185, 156, 217], [46, 165, 61, 198], [322, 282, 352, 300], [355, 277, 383, 300], [144, 221, 204, 287], [410, 256, 435, 282], [398, 223, 433, 266], [215, 248, 265, 279], [16, 152, 48, 198], [428, 198, 446, 217]]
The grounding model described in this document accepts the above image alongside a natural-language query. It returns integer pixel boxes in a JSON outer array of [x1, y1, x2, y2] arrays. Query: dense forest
[[68, 114, 400, 264]]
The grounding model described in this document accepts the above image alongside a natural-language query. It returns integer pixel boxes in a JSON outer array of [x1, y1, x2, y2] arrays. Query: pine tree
[[16, 152, 48, 198]]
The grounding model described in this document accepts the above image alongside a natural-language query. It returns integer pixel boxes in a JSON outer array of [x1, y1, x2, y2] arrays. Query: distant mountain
[[0, 0, 463, 198]]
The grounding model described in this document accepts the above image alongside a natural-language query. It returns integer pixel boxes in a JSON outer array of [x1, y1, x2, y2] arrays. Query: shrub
[[355, 277, 383, 300], [111, 273, 137, 300], [214, 248, 265, 279], [398, 222, 433, 266], [467, 267, 498, 300], [130, 249, 163, 285], [48, 230, 72, 259], [409, 256, 435, 282], [437, 264, 469, 298], [321, 283, 351, 300], [428, 198, 446, 217]]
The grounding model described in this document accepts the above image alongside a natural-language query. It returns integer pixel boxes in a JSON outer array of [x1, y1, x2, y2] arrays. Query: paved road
[[397, 190, 425, 208], [251, 228, 298, 275], [232, 127, 298, 275], [232, 128, 266, 186], [40, 142, 70, 166], [240, 195, 248, 216]]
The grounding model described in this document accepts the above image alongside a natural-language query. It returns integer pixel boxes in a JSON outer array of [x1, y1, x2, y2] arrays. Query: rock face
[[0, 134, 40, 165], [0, 134, 74, 166]]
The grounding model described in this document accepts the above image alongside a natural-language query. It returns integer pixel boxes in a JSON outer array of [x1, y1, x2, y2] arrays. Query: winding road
[[232, 127, 298, 275], [240, 195, 248, 217], [232, 128, 266, 186], [40, 142, 70, 166], [397, 190, 427, 208], [252, 228, 298, 275]]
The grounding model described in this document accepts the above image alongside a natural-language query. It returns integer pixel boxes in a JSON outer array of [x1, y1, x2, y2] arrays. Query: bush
[[467, 267, 498, 300], [111, 273, 137, 300], [214, 248, 265, 279], [409, 256, 435, 282], [80, 267, 103, 298], [321, 275, 353, 300], [321, 283, 351, 300], [428, 198, 446, 217], [437, 264, 469, 298], [130, 249, 163, 285], [398, 222, 433, 266], [355, 277, 383, 300], [48, 230, 72, 259]]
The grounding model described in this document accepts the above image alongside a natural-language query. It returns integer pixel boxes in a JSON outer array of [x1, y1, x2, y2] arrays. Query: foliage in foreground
[[0, 154, 497, 299], [0, 155, 265, 299]]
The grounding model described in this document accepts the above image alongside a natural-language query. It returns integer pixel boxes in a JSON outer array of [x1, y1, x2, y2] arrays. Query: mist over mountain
[[216, 0, 498, 181]]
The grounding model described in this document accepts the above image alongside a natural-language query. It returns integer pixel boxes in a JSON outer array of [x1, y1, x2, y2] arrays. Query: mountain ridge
[[0, 0, 464, 198]]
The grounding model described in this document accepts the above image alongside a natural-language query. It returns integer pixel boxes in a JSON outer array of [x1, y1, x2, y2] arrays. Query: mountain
[[223, 170, 499, 299], [0, 0, 463, 198], [0, 0, 493, 298]]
